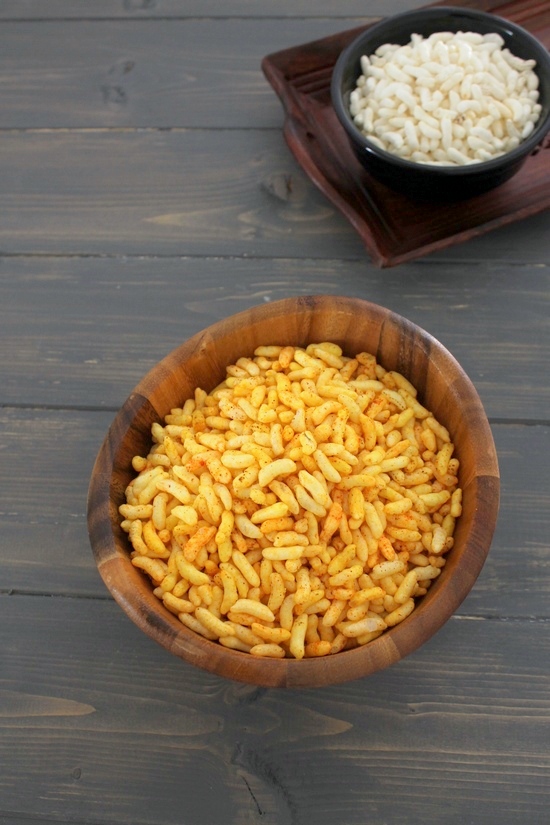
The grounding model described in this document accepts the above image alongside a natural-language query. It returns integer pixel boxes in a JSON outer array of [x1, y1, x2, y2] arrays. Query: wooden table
[[1, 2, 549, 823]]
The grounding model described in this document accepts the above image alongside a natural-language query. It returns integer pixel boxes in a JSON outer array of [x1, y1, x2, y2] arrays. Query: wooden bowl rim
[[87, 294, 500, 688]]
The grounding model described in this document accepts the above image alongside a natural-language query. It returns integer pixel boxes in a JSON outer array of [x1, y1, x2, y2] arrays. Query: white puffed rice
[[349, 30, 542, 165]]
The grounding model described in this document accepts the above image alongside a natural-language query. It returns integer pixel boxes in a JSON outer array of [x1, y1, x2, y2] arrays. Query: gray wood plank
[[0, 18, 373, 129], [1, 594, 549, 825], [0, 129, 548, 263], [0, 9, 545, 130], [0, 129, 360, 258], [0, 407, 548, 619], [0, 0, 419, 21], [0, 409, 114, 599], [469, 423, 550, 619], [1, 255, 549, 417]]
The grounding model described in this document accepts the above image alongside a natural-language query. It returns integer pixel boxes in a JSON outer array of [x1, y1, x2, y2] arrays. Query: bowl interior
[[88, 295, 500, 687]]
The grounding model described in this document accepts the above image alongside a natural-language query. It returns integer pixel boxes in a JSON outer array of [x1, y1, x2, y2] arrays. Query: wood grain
[[0, 408, 114, 599], [0, 0, 422, 21], [1, 594, 549, 825], [0, 0, 541, 19], [1, 256, 549, 416], [0, 129, 361, 258], [0, 130, 548, 261], [0, 18, 376, 129]]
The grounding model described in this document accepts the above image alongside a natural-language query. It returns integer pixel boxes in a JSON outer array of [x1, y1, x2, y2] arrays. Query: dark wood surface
[[1, 0, 549, 821]]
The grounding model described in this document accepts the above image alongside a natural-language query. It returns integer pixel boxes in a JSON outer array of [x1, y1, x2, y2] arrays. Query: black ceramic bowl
[[331, 6, 550, 200]]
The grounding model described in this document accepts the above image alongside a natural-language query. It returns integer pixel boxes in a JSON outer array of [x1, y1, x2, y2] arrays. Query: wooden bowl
[[87, 295, 499, 687]]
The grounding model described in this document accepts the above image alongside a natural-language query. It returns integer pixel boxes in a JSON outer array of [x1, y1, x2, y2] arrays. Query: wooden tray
[[261, 0, 550, 267]]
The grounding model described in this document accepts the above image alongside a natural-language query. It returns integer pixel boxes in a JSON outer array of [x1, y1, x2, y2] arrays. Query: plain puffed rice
[[349, 30, 542, 164]]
